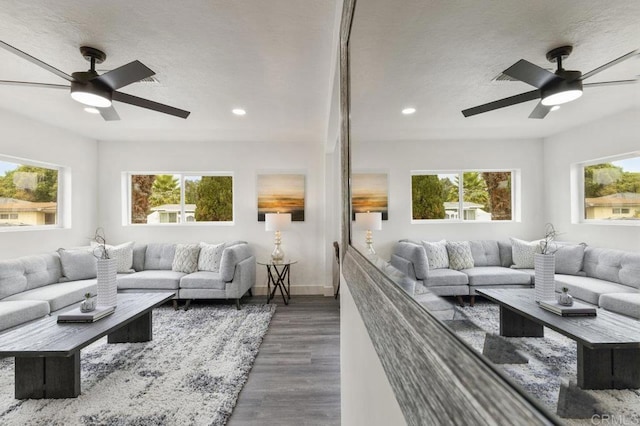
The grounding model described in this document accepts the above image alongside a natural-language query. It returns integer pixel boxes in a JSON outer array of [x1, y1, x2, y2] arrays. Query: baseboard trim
[[251, 285, 331, 296]]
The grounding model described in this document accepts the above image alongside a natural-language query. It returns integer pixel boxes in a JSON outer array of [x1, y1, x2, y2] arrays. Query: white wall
[[97, 140, 331, 295], [544, 107, 640, 251], [352, 138, 546, 260], [0, 109, 98, 259]]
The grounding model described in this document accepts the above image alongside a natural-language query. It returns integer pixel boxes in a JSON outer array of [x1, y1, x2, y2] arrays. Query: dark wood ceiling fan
[[462, 46, 638, 119], [0, 40, 190, 121]]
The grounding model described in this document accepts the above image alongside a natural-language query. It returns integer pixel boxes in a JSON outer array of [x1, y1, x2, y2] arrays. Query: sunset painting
[[257, 174, 305, 221], [352, 173, 388, 220]]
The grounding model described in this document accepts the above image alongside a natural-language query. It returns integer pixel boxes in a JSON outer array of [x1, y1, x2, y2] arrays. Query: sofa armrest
[[225, 256, 256, 299], [390, 254, 417, 281], [393, 242, 429, 280], [220, 243, 253, 282]]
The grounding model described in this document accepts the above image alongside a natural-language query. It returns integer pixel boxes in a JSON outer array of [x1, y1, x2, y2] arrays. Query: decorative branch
[[539, 223, 560, 255], [92, 227, 110, 259]]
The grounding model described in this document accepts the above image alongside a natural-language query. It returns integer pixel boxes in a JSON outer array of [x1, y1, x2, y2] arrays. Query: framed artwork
[[352, 172, 389, 220], [257, 174, 305, 221]]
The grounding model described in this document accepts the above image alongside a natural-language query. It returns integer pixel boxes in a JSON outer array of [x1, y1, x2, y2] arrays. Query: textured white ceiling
[[0, 0, 339, 143], [350, 0, 640, 141]]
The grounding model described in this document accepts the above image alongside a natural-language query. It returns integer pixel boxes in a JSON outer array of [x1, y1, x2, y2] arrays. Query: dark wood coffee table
[[475, 288, 640, 390], [0, 292, 174, 399]]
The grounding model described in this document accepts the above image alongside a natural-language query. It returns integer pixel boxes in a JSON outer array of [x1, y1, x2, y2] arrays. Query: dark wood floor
[[227, 295, 341, 426]]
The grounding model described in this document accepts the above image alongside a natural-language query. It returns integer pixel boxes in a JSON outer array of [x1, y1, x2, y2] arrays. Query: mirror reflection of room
[[349, 0, 640, 421]]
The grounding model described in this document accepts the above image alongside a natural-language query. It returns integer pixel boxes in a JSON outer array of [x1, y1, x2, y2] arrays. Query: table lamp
[[355, 212, 382, 255], [265, 212, 292, 262]]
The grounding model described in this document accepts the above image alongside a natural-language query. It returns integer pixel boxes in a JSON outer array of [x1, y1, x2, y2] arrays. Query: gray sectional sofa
[[0, 241, 256, 333], [391, 239, 640, 319]]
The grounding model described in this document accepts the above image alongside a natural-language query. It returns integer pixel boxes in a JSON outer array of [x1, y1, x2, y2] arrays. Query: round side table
[[257, 259, 297, 305]]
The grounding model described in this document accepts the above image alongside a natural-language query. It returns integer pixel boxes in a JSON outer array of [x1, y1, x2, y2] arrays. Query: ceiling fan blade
[[580, 49, 639, 81], [528, 101, 551, 119], [462, 90, 540, 117], [0, 40, 74, 83], [98, 106, 120, 121], [93, 60, 155, 90], [0, 80, 69, 89], [584, 79, 638, 88], [503, 59, 562, 89], [112, 91, 190, 119]]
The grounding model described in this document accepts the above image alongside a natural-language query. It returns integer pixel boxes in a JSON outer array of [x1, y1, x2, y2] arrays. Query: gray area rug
[[0, 303, 276, 425], [447, 300, 640, 424]]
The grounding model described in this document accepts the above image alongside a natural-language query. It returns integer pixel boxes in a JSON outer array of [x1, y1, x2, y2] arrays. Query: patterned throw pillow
[[198, 242, 226, 272], [107, 241, 135, 273], [421, 240, 449, 269], [172, 244, 201, 273], [446, 241, 474, 270], [510, 237, 541, 269]]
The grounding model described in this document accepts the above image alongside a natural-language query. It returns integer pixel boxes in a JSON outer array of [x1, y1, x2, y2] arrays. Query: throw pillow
[[421, 240, 449, 269], [510, 237, 541, 269], [554, 243, 587, 275], [446, 241, 474, 270], [57, 248, 97, 280], [198, 242, 226, 272], [172, 244, 200, 274], [107, 241, 135, 273]]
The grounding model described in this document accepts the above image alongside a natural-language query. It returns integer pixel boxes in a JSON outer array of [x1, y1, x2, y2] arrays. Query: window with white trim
[[581, 154, 640, 222], [128, 173, 233, 224], [411, 170, 514, 221], [0, 156, 62, 228]]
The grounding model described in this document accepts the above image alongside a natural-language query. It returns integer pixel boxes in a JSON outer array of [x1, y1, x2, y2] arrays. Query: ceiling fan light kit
[[0, 41, 190, 121], [462, 45, 639, 119]]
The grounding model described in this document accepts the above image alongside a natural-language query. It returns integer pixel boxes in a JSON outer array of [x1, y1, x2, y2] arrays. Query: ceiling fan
[[462, 45, 639, 119], [0, 40, 190, 121]]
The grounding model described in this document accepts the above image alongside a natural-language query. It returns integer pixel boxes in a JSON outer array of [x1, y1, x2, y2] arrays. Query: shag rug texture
[[447, 300, 640, 425], [0, 303, 276, 426]]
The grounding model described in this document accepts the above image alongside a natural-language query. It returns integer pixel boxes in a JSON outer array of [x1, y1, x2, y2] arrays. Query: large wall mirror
[[346, 0, 640, 422]]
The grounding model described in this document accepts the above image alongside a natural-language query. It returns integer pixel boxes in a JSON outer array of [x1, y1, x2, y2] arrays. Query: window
[[412, 171, 513, 221], [0, 157, 61, 228], [582, 154, 640, 222], [129, 173, 233, 224]]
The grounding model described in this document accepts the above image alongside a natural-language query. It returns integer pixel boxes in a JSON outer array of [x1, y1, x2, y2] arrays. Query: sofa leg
[[248, 288, 253, 297], [456, 296, 465, 307], [235, 299, 241, 310], [470, 296, 476, 307], [183, 299, 192, 311], [172, 300, 179, 310]]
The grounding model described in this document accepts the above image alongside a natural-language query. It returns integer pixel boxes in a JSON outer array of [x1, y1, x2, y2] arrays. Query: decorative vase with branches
[[93, 228, 118, 307], [535, 223, 559, 303]]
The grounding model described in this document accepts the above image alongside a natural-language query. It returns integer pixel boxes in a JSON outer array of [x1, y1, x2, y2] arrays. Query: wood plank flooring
[[227, 295, 341, 426]]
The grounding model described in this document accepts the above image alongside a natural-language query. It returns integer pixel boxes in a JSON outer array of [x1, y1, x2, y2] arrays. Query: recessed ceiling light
[[402, 107, 416, 115], [550, 105, 560, 112], [232, 108, 246, 116], [84, 107, 100, 114]]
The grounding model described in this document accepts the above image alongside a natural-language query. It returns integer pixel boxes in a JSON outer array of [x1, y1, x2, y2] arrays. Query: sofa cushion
[[117, 270, 184, 290], [469, 240, 501, 267], [198, 242, 226, 272], [497, 241, 513, 267], [172, 244, 200, 274], [463, 266, 532, 286], [22, 254, 62, 290], [180, 271, 227, 290], [4, 279, 97, 312], [0, 300, 50, 332], [0, 259, 27, 299], [422, 240, 449, 269], [510, 237, 541, 269], [57, 248, 97, 281], [583, 247, 640, 289], [144, 243, 176, 270], [554, 275, 637, 305], [446, 241, 474, 270], [599, 293, 640, 319], [132, 244, 147, 271], [424, 268, 469, 287], [393, 242, 428, 280], [554, 243, 586, 275]]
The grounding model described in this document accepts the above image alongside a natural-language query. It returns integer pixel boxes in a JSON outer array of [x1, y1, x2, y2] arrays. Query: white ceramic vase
[[534, 253, 556, 302], [97, 257, 118, 307]]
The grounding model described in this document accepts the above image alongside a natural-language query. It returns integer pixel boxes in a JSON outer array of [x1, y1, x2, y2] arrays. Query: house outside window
[[582, 154, 640, 222], [128, 173, 233, 225], [0, 157, 62, 229], [411, 170, 514, 221]]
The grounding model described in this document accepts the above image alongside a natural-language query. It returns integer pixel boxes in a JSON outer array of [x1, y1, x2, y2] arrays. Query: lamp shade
[[355, 212, 382, 231], [265, 213, 292, 231]]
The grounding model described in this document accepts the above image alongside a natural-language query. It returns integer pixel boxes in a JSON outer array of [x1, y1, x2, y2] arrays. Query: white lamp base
[[271, 230, 285, 262]]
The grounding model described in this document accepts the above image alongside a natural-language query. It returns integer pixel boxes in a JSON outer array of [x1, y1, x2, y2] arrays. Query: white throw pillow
[[57, 247, 97, 280], [90, 241, 135, 273], [421, 240, 449, 269], [198, 242, 226, 272], [172, 244, 201, 274], [510, 237, 541, 269], [446, 241, 474, 270]]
